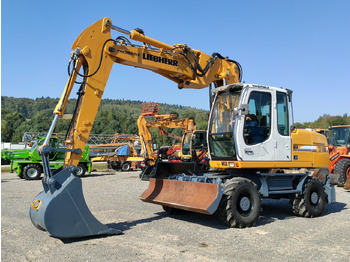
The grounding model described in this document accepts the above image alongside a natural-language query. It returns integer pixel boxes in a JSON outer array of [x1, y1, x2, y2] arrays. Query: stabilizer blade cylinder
[[30, 167, 121, 238]]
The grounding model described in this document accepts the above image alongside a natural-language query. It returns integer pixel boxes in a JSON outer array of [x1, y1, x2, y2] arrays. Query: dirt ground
[[1, 170, 350, 262]]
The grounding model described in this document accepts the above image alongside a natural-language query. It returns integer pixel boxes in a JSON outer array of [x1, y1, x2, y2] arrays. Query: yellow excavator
[[30, 18, 336, 239], [137, 102, 198, 179]]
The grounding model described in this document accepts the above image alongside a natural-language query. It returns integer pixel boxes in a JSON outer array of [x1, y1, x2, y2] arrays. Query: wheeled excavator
[[30, 18, 336, 239]]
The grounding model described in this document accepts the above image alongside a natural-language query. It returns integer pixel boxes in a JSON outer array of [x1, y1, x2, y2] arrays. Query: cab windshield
[[182, 132, 207, 156], [192, 132, 207, 149], [330, 127, 350, 146], [182, 133, 192, 156], [208, 89, 241, 159]]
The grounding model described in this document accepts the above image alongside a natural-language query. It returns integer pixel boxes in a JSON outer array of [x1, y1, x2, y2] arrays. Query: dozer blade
[[30, 167, 120, 239], [140, 178, 223, 215]]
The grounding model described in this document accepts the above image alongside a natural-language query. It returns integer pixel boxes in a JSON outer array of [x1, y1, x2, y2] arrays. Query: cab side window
[[276, 92, 289, 136], [244, 91, 271, 145]]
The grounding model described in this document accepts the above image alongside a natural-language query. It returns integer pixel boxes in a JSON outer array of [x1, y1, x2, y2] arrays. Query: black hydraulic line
[[72, 39, 116, 79], [115, 36, 133, 46], [212, 53, 243, 82], [65, 64, 88, 142], [56, 63, 76, 114]]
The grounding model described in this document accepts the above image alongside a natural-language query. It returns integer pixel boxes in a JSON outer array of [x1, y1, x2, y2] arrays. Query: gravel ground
[[1, 170, 350, 262]]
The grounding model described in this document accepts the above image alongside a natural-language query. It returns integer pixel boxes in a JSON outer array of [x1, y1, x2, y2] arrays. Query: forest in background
[[1, 96, 349, 144], [1, 96, 209, 145]]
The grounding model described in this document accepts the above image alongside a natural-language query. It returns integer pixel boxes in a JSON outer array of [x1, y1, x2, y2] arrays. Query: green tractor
[[10, 137, 91, 180]]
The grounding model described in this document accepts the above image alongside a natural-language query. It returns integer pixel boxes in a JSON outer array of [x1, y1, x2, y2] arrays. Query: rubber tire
[[23, 164, 42, 180], [291, 178, 326, 218], [216, 177, 261, 228], [108, 161, 120, 170], [76, 164, 87, 177], [121, 162, 131, 172], [19, 169, 24, 179], [334, 159, 350, 187]]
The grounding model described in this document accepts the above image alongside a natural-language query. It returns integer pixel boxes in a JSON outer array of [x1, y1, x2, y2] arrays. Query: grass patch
[[92, 162, 109, 171], [1, 166, 10, 173]]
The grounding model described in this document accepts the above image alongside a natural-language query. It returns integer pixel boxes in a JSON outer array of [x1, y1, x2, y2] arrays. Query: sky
[[1, 0, 349, 123]]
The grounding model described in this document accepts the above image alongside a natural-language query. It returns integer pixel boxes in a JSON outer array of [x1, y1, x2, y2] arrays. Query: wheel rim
[[310, 191, 319, 205], [77, 166, 83, 176], [239, 196, 251, 212], [122, 163, 130, 171], [27, 168, 39, 178]]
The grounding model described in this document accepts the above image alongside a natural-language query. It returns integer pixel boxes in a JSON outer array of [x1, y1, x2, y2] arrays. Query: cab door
[[236, 89, 276, 161], [274, 91, 291, 161]]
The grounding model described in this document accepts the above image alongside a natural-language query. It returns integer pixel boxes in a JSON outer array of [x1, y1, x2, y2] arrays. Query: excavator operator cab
[[208, 84, 242, 160], [181, 130, 207, 158], [329, 126, 350, 148], [208, 83, 292, 164]]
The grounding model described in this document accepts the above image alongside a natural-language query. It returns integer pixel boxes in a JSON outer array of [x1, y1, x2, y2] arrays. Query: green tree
[[1, 111, 26, 142], [1, 119, 11, 141]]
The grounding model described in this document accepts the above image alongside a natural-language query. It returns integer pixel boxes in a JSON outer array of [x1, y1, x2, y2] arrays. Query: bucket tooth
[[140, 178, 223, 215], [30, 167, 121, 239]]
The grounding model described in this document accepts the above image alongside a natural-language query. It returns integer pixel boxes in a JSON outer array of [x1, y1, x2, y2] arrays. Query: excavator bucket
[[140, 178, 223, 215], [30, 166, 120, 238]]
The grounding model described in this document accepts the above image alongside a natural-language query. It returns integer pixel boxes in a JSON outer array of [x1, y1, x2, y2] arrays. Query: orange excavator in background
[[137, 102, 196, 179], [30, 18, 336, 239], [328, 125, 350, 189]]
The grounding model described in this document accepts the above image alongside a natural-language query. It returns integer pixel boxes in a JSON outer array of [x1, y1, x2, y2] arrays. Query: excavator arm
[[31, 17, 242, 239]]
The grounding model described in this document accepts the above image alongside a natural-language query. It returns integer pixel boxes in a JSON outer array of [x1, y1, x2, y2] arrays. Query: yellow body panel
[[91, 156, 109, 162], [291, 128, 329, 168], [210, 128, 329, 170]]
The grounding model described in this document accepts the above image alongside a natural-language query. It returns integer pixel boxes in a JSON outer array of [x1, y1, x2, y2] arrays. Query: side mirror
[[239, 104, 249, 116]]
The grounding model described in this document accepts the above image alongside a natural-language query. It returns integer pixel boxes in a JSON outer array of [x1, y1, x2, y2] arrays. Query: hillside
[[1, 96, 209, 144]]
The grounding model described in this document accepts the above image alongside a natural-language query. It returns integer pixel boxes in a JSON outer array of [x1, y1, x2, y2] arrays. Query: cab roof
[[213, 83, 291, 95]]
